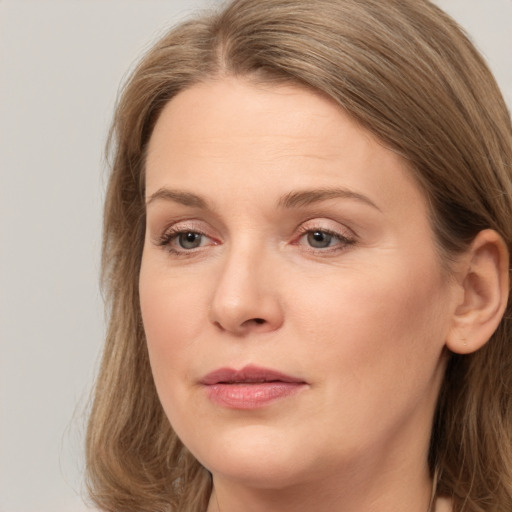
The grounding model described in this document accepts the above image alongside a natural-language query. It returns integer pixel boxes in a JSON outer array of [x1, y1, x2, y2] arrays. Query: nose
[[209, 244, 284, 336]]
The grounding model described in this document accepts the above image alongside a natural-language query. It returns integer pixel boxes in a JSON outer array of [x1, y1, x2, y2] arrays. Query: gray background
[[0, 1, 510, 511]]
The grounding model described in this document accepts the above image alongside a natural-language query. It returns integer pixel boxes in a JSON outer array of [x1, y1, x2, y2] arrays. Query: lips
[[200, 364, 307, 409], [201, 365, 305, 385]]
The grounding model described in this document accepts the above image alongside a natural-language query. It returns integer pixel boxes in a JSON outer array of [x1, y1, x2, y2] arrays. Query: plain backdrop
[[0, 1, 510, 511]]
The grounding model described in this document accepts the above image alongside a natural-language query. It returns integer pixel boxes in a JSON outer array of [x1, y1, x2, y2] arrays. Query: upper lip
[[200, 364, 305, 385]]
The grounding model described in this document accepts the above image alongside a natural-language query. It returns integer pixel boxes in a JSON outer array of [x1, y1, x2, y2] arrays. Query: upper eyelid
[[296, 218, 357, 237], [151, 216, 357, 242], [158, 219, 213, 236], [161, 225, 211, 241]]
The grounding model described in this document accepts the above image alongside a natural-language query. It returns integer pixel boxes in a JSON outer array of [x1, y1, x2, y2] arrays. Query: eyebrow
[[278, 187, 381, 211], [146, 188, 210, 209], [146, 186, 380, 212]]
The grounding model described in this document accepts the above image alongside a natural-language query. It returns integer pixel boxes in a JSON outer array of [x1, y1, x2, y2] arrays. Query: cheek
[[289, 258, 450, 392], [139, 272, 209, 441], [280, 262, 450, 456], [139, 259, 208, 385]]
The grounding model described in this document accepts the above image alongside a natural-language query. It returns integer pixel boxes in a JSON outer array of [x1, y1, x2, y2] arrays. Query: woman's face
[[140, 78, 459, 490]]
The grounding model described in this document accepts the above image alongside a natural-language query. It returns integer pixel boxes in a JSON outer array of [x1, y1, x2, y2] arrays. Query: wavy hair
[[86, 1, 512, 510]]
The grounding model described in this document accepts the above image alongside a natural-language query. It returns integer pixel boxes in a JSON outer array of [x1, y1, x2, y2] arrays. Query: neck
[[207, 460, 434, 512]]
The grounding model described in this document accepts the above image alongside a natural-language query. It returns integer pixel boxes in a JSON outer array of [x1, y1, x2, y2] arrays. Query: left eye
[[176, 231, 204, 249], [303, 230, 339, 248], [295, 227, 355, 252]]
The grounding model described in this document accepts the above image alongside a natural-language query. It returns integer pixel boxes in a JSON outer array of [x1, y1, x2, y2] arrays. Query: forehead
[[146, 79, 355, 165], [145, 77, 426, 217]]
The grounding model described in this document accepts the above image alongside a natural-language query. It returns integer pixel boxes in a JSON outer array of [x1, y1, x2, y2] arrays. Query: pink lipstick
[[200, 364, 307, 409]]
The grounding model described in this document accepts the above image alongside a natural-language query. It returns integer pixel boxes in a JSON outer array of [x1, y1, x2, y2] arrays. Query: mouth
[[200, 364, 307, 409], [201, 364, 305, 385]]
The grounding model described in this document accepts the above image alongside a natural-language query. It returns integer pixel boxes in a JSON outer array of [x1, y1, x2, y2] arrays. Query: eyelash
[[155, 224, 356, 256]]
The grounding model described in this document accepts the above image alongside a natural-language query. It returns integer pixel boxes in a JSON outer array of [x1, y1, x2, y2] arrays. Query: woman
[[85, 0, 512, 511]]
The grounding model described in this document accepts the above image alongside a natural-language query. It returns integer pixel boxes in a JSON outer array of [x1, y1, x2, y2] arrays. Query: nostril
[[253, 318, 265, 324]]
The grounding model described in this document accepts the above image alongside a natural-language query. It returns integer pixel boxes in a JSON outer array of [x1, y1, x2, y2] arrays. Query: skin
[[139, 78, 462, 512]]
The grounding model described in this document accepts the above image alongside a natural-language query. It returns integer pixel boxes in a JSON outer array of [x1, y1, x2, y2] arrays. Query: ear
[[446, 229, 510, 355]]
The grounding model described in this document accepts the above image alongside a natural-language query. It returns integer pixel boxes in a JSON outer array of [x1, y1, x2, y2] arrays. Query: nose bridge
[[209, 235, 283, 334]]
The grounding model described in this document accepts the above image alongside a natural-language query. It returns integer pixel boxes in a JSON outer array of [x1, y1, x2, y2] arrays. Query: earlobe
[[446, 229, 509, 355]]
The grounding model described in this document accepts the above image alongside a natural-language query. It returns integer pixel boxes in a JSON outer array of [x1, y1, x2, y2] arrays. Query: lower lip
[[204, 382, 305, 409]]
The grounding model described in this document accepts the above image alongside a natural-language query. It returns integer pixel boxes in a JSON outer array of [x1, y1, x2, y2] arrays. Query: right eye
[[157, 227, 215, 256]]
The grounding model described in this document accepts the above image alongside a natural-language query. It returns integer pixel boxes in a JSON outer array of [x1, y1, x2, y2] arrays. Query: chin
[[189, 424, 317, 489]]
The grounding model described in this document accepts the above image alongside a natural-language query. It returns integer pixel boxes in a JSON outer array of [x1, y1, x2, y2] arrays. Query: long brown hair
[[86, 1, 512, 510]]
